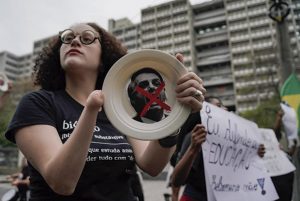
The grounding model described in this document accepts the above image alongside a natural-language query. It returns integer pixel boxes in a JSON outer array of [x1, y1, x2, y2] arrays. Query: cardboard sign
[[200, 102, 278, 201], [258, 128, 295, 177]]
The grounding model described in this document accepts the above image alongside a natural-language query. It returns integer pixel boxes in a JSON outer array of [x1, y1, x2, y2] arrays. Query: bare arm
[[128, 138, 175, 176], [15, 90, 104, 195], [172, 124, 206, 187], [12, 176, 30, 187], [287, 139, 297, 156], [273, 109, 284, 140]]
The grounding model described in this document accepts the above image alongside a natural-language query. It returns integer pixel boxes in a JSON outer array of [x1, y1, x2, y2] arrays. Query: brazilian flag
[[280, 73, 300, 135]]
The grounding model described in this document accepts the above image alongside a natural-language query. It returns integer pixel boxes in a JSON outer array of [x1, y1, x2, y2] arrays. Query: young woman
[[5, 22, 206, 201]]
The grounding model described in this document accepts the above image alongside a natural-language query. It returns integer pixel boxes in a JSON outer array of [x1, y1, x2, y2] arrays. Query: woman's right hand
[[86, 90, 104, 111], [190, 124, 207, 151]]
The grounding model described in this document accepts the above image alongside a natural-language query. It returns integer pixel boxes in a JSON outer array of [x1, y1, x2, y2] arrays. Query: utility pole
[[269, 0, 293, 84]]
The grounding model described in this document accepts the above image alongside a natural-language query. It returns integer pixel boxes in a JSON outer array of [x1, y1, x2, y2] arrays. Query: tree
[[0, 78, 35, 147], [0, 94, 16, 147], [240, 96, 281, 129]]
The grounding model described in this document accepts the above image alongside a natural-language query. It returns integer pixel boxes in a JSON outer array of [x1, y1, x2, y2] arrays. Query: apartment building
[[0, 51, 33, 103], [109, 0, 195, 70], [140, 0, 195, 69], [0, 51, 32, 82], [2, 0, 300, 112], [33, 35, 56, 61], [109, 18, 140, 51], [225, 0, 300, 112], [109, 0, 300, 112], [288, 0, 300, 73], [193, 0, 235, 111]]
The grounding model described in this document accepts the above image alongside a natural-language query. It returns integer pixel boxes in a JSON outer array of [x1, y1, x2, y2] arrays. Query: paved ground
[[143, 179, 171, 201], [0, 182, 13, 199], [0, 178, 171, 201]]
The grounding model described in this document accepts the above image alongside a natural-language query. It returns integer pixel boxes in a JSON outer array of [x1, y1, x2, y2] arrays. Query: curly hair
[[33, 22, 127, 91]]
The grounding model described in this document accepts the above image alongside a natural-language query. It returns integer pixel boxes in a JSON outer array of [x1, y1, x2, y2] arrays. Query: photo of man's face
[[127, 68, 170, 123]]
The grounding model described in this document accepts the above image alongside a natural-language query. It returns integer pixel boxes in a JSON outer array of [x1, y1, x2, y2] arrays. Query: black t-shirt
[[170, 112, 200, 167], [5, 90, 136, 201], [179, 132, 207, 199], [176, 113, 207, 200]]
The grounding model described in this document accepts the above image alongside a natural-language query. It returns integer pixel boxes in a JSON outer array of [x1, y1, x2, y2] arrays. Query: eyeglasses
[[59, 29, 100, 45], [137, 79, 163, 89]]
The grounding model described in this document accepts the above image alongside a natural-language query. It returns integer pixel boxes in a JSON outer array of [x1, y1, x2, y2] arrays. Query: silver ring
[[193, 89, 202, 98]]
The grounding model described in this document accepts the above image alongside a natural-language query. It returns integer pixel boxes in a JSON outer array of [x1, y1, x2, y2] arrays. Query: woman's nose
[[70, 35, 81, 46]]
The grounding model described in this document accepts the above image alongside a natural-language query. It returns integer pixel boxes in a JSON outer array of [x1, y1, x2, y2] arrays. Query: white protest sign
[[200, 102, 278, 201], [205, 167, 217, 201], [258, 128, 295, 176], [280, 103, 298, 140]]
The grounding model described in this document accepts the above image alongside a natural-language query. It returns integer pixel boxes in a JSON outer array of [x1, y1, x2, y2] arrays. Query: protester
[[172, 96, 266, 201], [4, 22, 206, 201], [129, 166, 144, 201], [6, 157, 30, 201], [172, 114, 206, 201], [204, 96, 227, 111], [0, 75, 12, 110], [165, 107, 204, 201], [271, 108, 296, 201], [164, 162, 181, 201]]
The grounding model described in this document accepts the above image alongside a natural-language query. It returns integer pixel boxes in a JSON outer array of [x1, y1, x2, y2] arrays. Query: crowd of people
[[0, 22, 298, 201], [163, 97, 297, 201], [3, 22, 204, 201]]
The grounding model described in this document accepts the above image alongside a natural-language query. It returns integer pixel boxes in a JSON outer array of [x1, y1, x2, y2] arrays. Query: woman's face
[[59, 23, 101, 73]]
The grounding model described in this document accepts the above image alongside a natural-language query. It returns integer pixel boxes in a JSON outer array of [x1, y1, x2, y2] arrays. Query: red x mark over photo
[[134, 82, 171, 117]]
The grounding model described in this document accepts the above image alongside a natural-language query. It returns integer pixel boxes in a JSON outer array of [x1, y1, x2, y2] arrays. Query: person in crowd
[[0, 73, 12, 110], [4, 22, 206, 201], [271, 108, 297, 201], [129, 165, 144, 201], [164, 161, 181, 201], [127, 67, 168, 123], [6, 157, 30, 201], [172, 114, 206, 201], [171, 96, 266, 201], [164, 103, 205, 201]]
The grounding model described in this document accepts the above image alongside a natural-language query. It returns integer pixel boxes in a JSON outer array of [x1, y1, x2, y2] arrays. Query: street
[[0, 178, 170, 201]]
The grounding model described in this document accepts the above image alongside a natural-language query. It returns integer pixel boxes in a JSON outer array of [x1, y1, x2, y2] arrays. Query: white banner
[[200, 102, 278, 201], [258, 128, 295, 177]]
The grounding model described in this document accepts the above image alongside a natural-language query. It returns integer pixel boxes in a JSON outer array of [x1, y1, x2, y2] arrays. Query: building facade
[[109, 0, 195, 71], [109, 0, 300, 112], [1, 0, 300, 112], [224, 0, 300, 112], [0, 51, 32, 82], [193, 0, 235, 110]]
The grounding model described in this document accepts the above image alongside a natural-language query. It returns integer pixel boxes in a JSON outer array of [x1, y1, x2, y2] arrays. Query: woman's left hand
[[175, 53, 206, 112]]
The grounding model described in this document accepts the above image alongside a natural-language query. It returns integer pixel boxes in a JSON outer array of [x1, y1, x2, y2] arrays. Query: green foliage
[[0, 97, 16, 147], [240, 98, 281, 129], [238, 86, 256, 95], [0, 78, 34, 147]]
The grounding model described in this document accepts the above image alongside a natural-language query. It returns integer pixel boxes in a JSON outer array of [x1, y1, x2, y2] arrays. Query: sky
[[0, 0, 209, 56]]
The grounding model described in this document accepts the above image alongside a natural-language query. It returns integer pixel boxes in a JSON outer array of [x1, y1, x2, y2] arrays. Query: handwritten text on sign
[[258, 128, 295, 177], [200, 102, 278, 201]]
